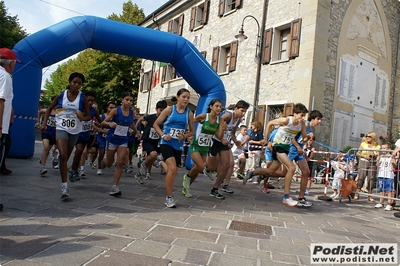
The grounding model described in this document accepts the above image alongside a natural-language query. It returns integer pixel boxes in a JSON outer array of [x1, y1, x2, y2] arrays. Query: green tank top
[[191, 113, 220, 147]]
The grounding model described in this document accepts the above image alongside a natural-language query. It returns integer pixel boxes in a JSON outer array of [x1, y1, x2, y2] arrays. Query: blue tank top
[[106, 106, 133, 145], [160, 105, 189, 150], [79, 106, 96, 141]]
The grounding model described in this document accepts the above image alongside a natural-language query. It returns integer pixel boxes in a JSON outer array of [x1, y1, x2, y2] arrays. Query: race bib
[[282, 136, 293, 144], [198, 133, 212, 147], [223, 131, 231, 141], [81, 120, 92, 132], [60, 114, 77, 129], [149, 128, 160, 140], [47, 117, 56, 127], [170, 128, 185, 139], [114, 125, 129, 136]]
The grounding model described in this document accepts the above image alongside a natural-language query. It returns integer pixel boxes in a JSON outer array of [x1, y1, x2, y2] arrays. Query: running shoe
[[374, 203, 383, 208], [182, 174, 190, 189], [110, 185, 121, 196], [79, 169, 86, 177], [203, 168, 214, 181], [297, 198, 313, 207], [261, 185, 269, 194], [53, 164, 59, 169], [165, 196, 176, 208], [61, 186, 70, 199], [237, 173, 244, 180], [221, 185, 234, 194], [145, 173, 151, 180], [182, 187, 192, 198], [282, 196, 298, 207], [88, 162, 93, 168], [210, 189, 225, 199], [139, 162, 147, 176], [96, 169, 103, 175], [135, 173, 143, 184], [40, 167, 47, 176], [385, 204, 393, 211], [243, 171, 254, 185]]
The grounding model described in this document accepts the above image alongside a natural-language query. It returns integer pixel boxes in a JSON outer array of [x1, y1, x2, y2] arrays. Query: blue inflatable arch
[[11, 16, 226, 158]]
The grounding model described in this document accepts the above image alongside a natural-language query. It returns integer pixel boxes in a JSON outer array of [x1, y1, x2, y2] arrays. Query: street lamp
[[235, 14, 265, 121], [235, 15, 261, 58]]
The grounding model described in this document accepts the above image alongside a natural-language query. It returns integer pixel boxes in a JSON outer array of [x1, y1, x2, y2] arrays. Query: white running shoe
[[374, 203, 383, 208], [96, 169, 103, 175], [61, 186, 70, 199], [384, 204, 393, 211], [110, 185, 121, 196], [165, 196, 176, 208], [145, 173, 151, 180], [40, 167, 47, 176], [282, 196, 298, 207]]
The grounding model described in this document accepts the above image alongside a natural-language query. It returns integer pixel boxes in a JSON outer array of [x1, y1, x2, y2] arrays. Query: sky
[[3, 0, 169, 89]]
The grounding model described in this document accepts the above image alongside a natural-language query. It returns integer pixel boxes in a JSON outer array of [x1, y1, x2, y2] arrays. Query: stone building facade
[[136, 0, 400, 150]]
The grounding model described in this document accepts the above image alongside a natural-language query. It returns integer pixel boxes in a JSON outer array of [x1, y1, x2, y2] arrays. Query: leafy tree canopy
[[0, 0, 28, 48]]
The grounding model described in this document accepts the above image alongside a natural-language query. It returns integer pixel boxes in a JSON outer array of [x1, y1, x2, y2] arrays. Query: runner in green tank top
[[182, 99, 227, 198]]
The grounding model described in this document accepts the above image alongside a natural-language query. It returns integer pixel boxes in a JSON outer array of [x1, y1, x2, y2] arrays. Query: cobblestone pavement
[[0, 140, 399, 265]]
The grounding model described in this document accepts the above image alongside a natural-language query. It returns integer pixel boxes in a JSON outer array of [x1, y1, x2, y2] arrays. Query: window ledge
[[218, 71, 230, 76], [223, 9, 236, 17], [193, 25, 204, 31], [269, 59, 289, 65]]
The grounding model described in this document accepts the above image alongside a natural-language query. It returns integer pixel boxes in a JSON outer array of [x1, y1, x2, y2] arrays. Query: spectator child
[[330, 154, 347, 199], [231, 125, 248, 179], [375, 143, 397, 211]]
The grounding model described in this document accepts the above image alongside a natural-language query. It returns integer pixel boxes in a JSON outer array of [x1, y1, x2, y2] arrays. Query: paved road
[[0, 140, 399, 265]]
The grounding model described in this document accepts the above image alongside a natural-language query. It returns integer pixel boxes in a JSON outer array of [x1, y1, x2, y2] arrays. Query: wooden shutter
[[202, 0, 210, 25], [162, 66, 167, 83], [256, 105, 266, 129], [167, 20, 173, 33], [139, 76, 144, 92], [178, 14, 184, 36], [189, 7, 196, 31], [236, 0, 242, 9], [289, 18, 302, 58], [229, 40, 238, 72], [218, 0, 225, 16], [283, 103, 294, 117], [262, 28, 273, 64], [200, 51, 207, 59], [171, 66, 176, 79], [211, 46, 220, 71], [147, 71, 152, 91]]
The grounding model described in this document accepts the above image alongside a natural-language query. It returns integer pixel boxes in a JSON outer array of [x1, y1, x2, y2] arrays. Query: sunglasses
[[366, 135, 372, 138]]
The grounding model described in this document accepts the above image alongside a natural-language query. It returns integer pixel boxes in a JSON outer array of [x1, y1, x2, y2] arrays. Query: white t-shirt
[[395, 139, 400, 149], [0, 66, 14, 134], [232, 133, 246, 157]]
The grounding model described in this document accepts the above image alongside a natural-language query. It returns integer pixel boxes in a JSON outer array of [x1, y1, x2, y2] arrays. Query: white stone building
[[136, 0, 400, 151]]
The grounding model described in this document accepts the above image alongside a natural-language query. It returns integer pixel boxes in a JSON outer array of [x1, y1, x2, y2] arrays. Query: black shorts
[[272, 146, 289, 161], [41, 133, 56, 146], [143, 141, 160, 154], [209, 140, 230, 157], [160, 144, 181, 165], [76, 136, 90, 149]]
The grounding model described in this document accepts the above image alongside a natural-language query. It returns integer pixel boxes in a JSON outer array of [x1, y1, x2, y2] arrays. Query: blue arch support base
[[10, 16, 225, 159]]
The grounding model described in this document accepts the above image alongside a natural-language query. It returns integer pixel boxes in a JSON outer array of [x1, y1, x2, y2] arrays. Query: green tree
[[44, 1, 145, 109], [0, 0, 28, 48]]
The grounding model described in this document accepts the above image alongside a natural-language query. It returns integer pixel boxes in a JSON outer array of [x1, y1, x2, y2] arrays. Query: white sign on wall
[[332, 109, 352, 150]]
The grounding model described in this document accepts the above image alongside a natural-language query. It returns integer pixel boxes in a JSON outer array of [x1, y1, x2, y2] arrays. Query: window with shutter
[[140, 71, 152, 93], [289, 18, 302, 58], [189, 7, 196, 31], [256, 105, 266, 129], [162, 65, 177, 83], [218, 0, 225, 16], [212, 46, 220, 71], [202, 0, 210, 25], [229, 40, 238, 72], [168, 20, 173, 33], [262, 28, 272, 64], [178, 14, 184, 36], [269, 18, 302, 64], [283, 103, 294, 117]]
